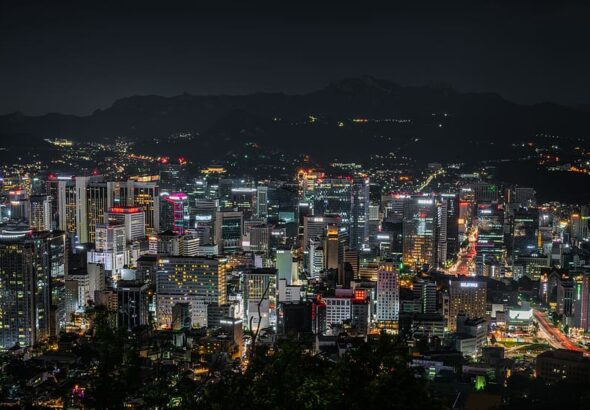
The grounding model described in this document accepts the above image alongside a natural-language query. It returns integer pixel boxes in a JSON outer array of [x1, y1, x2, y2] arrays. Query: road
[[416, 169, 445, 192], [533, 309, 582, 351], [447, 228, 477, 276]]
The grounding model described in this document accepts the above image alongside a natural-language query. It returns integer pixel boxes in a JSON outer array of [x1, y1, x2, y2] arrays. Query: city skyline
[[1, 1, 590, 408]]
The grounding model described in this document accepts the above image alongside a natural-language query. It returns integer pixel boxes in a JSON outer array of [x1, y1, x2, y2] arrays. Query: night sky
[[1, 0, 589, 115]]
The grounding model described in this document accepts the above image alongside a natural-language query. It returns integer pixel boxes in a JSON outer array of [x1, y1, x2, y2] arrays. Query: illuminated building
[[8, 188, 28, 220], [507, 186, 536, 209], [106, 206, 146, 241], [128, 181, 159, 233], [303, 215, 340, 250], [220, 317, 244, 357], [159, 159, 183, 192], [469, 182, 498, 203], [458, 200, 471, 243], [511, 208, 539, 259], [278, 278, 301, 302], [350, 177, 370, 250], [117, 280, 149, 331], [342, 247, 359, 281], [201, 166, 227, 176], [74, 176, 120, 244], [324, 292, 353, 330], [324, 224, 340, 272], [303, 215, 339, 273], [45, 176, 60, 229], [312, 177, 353, 233], [64, 263, 105, 315], [571, 208, 589, 242], [359, 251, 380, 281], [475, 203, 505, 276], [440, 193, 459, 260], [193, 199, 217, 245], [376, 260, 400, 325], [0, 230, 66, 349], [243, 268, 276, 331], [171, 302, 191, 330], [29, 194, 52, 231], [230, 187, 257, 219], [351, 289, 370, 335], [455, 315, 488, 356], [160, 192, 189, 234], [402, 197, 447, 269], [276, 248, 296, 284], [309, 239, 324, 279], [256, 185, 268, 218], [88, 223, 127, 277], [248, 224, 271, 253], [448, 278, 487, 331], [575, 273, 590, 331], [155, 256, 226, 329], [177, 235, 199, 256], [57, 178, 77, 234], [296, 169, 324, 201], [413, 278, 437, 314], [214, 211, 243, 254]]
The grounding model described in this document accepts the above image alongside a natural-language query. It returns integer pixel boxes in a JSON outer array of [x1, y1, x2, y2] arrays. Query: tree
[[199, 334, 447, 410]]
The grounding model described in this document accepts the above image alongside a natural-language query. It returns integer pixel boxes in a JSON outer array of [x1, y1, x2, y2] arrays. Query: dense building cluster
[[0, 160, 589, 408]]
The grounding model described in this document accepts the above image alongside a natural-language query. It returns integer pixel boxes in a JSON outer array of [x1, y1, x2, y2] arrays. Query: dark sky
[[1, 0, 590, 115]]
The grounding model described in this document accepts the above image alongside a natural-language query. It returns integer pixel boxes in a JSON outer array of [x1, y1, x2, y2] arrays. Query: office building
[[0, 230, 66, 349], [155, 256, 226, 329], [29, 195, 52, 231], [117, 280, 149, 331], [448, 279, 487, 331], [376, 260, 400, 325], [128, 180, 160, 233], [106, 206, 146, 241], [475, 203, 505, 276], [402, 197, 447, 269], [160, 192, 189, 235], [214, 211, 243, 254]]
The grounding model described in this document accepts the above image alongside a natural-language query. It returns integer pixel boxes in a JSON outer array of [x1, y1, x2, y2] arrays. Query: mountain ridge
[[0, 77, 588, 163]]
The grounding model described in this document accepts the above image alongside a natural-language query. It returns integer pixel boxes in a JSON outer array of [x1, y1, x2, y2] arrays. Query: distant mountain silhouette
[[1, 76, 588, 161]]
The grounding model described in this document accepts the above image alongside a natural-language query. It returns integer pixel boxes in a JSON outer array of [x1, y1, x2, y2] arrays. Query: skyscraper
[[75, 176, 116, 244], [350, 177, 370, 250], [117, 280, 149, 332], [402, 197, 445, 269], [475, 203, 505, 276], [57, 178, 77, 234], [29, 194, 52, 231], [312, 177, 352, 228], [128, 180, 160, 233], [243, 268, 276, 332], [376, 260, 400, 325], [511, 207, 539, 259], [8, 188, 29, 220], [160, 192, 189, 235], [214, 211, 243, 254], [441, 193, 459, 261], [256, 185, 269, 218], [0, 230, 66, 349], [106, 206, 146, 241], [448, 278, 487, 331]]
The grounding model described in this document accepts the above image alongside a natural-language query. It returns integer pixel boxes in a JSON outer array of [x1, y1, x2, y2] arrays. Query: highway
[[533, 308, 582, 352]]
